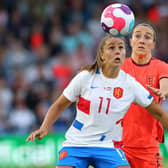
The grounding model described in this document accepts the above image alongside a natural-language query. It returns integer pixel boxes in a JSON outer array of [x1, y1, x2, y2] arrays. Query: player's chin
[[136, 49, 146, 54], [113, 60, 122, 65], [113, 62, 122, 68]]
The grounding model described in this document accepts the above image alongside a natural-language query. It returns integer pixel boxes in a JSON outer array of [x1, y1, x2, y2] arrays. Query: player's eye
[[135, 34, 141, 38], [109, 46, 115, 50], [119, 46, 124, 49], [144, 35, 151, 40]]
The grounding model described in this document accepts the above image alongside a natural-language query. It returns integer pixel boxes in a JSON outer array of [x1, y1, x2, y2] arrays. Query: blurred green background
[[0, 130, 168, 168]]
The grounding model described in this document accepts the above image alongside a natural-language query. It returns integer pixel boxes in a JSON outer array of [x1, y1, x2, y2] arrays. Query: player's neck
[[131, 53, 152, 65], [102, 67, 120, 78]]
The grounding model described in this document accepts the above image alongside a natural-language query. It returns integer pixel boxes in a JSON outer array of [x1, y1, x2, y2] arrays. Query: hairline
[[131, 23, 156, 42]]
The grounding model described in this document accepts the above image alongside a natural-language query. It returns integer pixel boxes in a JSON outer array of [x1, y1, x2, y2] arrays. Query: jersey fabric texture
[[121, 57, 168, 168], [121, 57, 168, 148], [57, 147, 129, 168], [124, 147, 162, 168], [62, 69, 153, 148]]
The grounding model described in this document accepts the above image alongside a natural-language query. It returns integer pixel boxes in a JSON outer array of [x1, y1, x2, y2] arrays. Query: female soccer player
[[121, 23, 168, 168], [27, 34, 168, 168]]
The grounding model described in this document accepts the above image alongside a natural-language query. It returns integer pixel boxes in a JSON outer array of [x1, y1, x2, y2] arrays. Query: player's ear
[[151, 42, 156, 50], [100, 52, 105, 62]]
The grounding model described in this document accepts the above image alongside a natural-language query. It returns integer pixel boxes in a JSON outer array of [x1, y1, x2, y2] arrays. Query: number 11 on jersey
[[98, 97, 111, 114]]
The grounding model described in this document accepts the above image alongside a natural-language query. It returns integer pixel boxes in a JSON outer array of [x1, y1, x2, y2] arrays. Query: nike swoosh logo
[[90, 86, 98, 89]]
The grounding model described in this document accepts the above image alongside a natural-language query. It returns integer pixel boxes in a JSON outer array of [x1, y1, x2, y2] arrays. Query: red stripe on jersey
[[77, 96, 90, 115]]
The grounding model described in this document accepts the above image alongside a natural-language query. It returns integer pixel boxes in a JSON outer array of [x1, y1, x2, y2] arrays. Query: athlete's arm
[[146, 84, 166, 100], [146, 99, 168, 129], [26, 72, 86, 142], [26, 94, 72, 142], [160, 78, 168, 97], [146, 78, 168, 100]]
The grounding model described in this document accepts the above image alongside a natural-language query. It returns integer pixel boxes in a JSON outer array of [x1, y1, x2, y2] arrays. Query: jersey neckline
[[130, 57, 154, 66]]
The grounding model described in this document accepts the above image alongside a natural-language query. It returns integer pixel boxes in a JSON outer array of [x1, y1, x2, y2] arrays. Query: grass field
[[5, 161, 167, 168], [163, 160, 168, 168], [0, 162, 167, 168]]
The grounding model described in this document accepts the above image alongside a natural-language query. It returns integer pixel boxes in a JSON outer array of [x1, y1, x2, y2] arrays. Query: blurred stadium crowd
[[0, 0, 168, 135]]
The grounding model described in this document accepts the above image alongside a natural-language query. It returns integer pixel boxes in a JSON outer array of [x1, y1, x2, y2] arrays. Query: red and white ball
[[101, 3, 135, 37]]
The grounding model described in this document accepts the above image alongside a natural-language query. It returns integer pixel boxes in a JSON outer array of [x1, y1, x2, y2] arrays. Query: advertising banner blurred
[[0, 134, 65, 167], [0, 132, 167, 167]]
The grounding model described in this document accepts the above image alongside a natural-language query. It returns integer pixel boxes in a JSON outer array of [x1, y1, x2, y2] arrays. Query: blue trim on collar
[[96, 68, 100, 74]]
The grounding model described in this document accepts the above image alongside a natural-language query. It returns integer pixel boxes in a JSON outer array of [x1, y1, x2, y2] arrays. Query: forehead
[[133, 25, 154, 36], [105, 37, 125, 45]]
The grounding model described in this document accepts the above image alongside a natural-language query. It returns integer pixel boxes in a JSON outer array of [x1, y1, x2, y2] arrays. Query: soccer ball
[[101, 3, 135, 37]]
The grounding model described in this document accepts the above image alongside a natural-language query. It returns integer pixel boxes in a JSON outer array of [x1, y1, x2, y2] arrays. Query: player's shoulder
[[125, 57, 132, 61], [76, 70, 94, 80], [78, 70, 93, 76], [120, 69, 136, 82], [120, 70, 139, 91], [151, 57, 167, 66], [123, 57, 132, 64], [122, 57, 132, 69]]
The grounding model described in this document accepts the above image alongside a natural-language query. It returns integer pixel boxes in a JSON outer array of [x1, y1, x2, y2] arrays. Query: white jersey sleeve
[[131, 77, 153, 107], [63, 71, 90, 102]]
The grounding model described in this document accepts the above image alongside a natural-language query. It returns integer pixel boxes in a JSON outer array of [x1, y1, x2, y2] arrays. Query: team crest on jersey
[[59, 151, 68, 160], [113, 87, 123, 99], [146, 75, 155, 86]]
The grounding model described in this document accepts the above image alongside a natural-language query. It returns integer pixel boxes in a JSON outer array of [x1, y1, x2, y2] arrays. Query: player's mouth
[[114, 57, 121, 63], [138, 46, 145, 49]]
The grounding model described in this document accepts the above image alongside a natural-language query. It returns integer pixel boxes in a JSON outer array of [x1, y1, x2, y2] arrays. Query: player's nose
[[114, 47, 121, 54], [138, 37, 145, 44]]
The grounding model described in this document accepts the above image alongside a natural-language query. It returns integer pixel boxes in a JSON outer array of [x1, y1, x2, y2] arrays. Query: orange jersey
[[121, 57, 168, 148]]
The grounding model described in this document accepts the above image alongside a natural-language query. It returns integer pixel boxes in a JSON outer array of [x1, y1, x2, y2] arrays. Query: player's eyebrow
[[134, 31, 153, 36], [107, 42, 124, 46], [145, 32, 153, 36], [134, 31, 141, 34], [118, 42, 125, 45]]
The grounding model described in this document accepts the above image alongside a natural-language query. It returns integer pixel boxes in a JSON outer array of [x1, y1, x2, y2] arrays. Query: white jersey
[[63, 69, 153, 148]]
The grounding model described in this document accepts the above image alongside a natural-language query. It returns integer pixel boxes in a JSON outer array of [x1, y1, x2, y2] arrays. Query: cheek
[[130, 41, 136, 48], [123, 52, 126, 56], [105, 52, 113, 60], [122, 50, 126, 57], [149, 43, 155, 49]]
